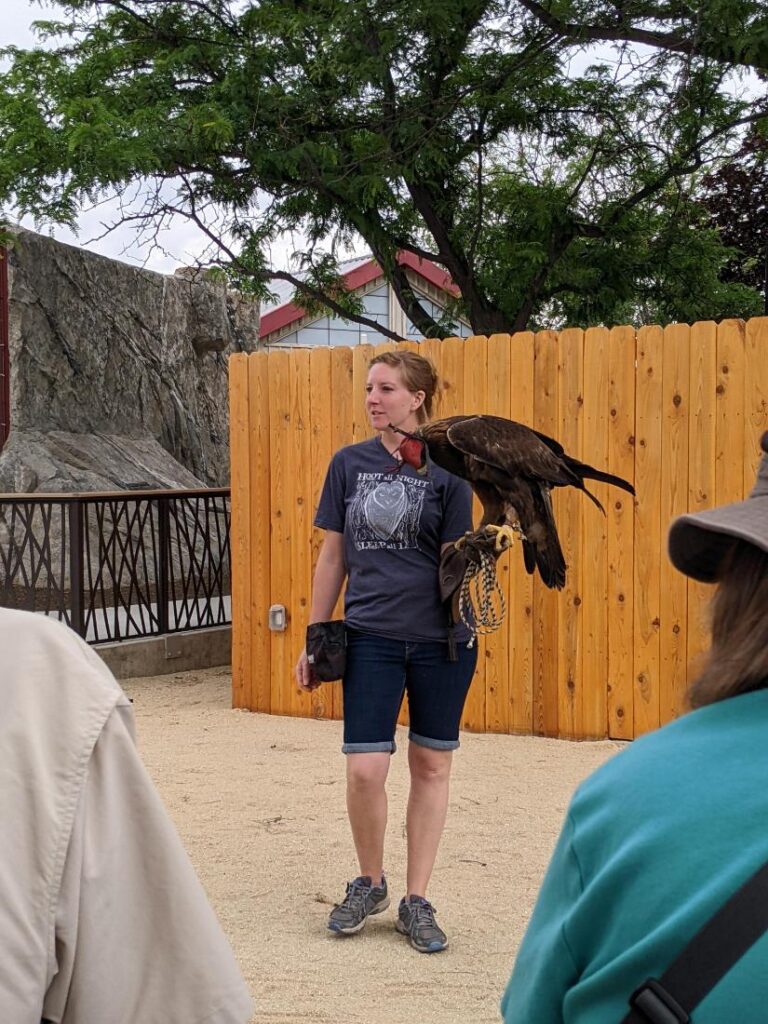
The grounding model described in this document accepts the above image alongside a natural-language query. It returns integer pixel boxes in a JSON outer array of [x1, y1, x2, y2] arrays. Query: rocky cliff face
[[2, 227, 259, 489]]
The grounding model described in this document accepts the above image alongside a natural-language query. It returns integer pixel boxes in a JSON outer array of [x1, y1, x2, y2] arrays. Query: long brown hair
[[368, 350, 440, 424], [688, 540, 768, 709]]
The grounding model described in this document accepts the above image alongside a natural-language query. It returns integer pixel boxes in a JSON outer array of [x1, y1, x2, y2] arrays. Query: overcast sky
[[1, 0, 341, 275]]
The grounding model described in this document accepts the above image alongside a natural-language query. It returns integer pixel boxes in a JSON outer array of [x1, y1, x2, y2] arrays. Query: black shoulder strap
[[622, 859, 768, 1023]]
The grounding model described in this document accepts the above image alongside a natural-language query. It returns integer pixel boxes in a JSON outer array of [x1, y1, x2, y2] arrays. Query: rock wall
[[0, 430, 203, 494], [2, 227, 259, 489]]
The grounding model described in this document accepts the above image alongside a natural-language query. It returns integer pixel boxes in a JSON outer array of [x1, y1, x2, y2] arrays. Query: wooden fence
[[229, 318, 768, 741]]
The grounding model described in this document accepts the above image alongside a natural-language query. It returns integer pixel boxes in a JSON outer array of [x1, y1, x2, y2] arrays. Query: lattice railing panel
[[0, 501, 70, 620], [168, 494, 231, 631], [0, 488, 231, 643]]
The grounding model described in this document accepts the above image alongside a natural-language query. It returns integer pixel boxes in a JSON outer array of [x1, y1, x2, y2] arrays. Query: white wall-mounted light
[[268, 604, 287, 631]]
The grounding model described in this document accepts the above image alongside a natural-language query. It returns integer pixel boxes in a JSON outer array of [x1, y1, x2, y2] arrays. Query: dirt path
[[123, 667, 622, 1024]]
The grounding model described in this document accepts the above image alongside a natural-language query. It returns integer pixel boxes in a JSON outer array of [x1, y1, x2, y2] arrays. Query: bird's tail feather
[[581, 486, 606, 515], [567, 458, 635, 496]]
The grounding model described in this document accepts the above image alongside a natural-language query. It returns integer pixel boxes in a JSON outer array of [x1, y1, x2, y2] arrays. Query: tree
[[1, 0, 766, 336], [699, 126, 768, 313]]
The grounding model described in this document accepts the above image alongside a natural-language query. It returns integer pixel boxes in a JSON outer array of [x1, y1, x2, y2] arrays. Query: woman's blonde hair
[[687, 540, 768, 709], [368, 350, 441, 424]]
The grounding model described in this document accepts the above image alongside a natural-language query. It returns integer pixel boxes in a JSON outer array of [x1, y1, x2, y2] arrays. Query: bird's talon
[[483, 524, 518, 552]]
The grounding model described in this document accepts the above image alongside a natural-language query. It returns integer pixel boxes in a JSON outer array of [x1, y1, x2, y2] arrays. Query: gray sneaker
[[396, 895, 448, 952], [328, 875, 390, 934]]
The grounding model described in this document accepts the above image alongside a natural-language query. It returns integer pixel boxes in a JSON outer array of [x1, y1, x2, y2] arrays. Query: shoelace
[[409, 899, 438, 930], [340, 879, 370, 912]]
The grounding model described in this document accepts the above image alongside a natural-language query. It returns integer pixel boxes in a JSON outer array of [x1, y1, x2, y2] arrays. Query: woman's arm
[[295, 530, 347, 691], [309, 530, 346, 622]]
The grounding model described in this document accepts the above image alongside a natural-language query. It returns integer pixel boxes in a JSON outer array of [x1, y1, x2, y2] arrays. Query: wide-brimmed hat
[[668, 431, 768, 583]]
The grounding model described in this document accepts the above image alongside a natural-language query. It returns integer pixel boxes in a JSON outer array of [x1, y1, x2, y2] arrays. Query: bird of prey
[[393, 415, 635, 589]]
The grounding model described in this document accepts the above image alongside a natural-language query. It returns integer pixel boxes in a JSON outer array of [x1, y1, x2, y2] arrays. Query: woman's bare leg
[[345, 751, 391, 885], [405, 743, 453, 896]]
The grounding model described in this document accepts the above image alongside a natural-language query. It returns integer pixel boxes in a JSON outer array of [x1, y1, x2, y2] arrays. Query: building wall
[[270, 281, 471, 348]]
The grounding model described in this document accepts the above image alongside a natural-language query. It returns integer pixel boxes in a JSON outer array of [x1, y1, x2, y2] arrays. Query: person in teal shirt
[[502, 431, 768, 1024]]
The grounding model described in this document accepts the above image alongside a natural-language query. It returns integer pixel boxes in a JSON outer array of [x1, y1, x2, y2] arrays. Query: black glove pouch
[[439, 544, 472, 662], [306, 620, 347, 682], [439, 544, 470, 610]]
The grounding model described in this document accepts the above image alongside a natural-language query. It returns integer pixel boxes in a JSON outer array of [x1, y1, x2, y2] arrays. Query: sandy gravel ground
[[122, 666, 622, 1024]]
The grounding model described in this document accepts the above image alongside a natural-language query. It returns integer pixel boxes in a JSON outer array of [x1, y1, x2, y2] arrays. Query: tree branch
[[406, 180, 508, 333], [154, 179, 406, 342], [516, 0, 768, 71]]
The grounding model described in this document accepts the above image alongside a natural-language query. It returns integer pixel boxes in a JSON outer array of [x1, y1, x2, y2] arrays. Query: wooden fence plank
[[606, 326, 636, 739], [308, 347, 334, 721], [374, 341, 397, 357], [329, 347, 354, 720], [556, 328, 584, 739], [287, 349, 313, 718], [432, 336, 470, 731], [744, 318, 768, 484], [419, 338, 445, 425], [398, 339, 420, 354], [438, 337, 465, 418], [533, 330, 560, 737], [716, 321, 746, 506], [460, 335, 489, 733], [352, 344, 374, 442], [268, 350, 293, 716], [247, 353, 272, 714], [582, 327, 609, 738], [508, 331, 534, 734], [437, 333, 468, 741], [687, 322, 717, 678], [659, 323, 690, 724], [484, 334, 512, 735], [228, 353, 251, 709], [419, 338, 442, 377], [633, 326, 663, 736]]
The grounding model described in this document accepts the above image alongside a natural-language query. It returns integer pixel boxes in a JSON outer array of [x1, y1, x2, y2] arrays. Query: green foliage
[[699, 127, 768, 310], [0, 0, 766, 333]]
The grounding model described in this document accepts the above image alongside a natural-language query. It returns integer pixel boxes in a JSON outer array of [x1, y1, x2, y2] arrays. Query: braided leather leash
[[457, 550, 507, 648]]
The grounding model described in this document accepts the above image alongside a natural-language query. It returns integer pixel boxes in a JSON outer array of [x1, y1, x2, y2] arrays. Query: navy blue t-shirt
[[314, 436, 473, 642]]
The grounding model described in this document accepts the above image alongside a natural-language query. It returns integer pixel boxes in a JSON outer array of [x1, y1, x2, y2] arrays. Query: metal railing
[[0, 488, 231, 643]]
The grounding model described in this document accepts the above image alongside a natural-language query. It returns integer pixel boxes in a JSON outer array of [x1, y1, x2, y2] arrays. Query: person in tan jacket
[[0, 607, 253, 1024]]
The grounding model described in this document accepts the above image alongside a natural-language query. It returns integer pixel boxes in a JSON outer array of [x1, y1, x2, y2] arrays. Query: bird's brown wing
[[442, 415, 579, 488]]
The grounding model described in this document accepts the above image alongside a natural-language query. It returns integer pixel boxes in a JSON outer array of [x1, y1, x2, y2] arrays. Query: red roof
[[259, 251, 459, 338]]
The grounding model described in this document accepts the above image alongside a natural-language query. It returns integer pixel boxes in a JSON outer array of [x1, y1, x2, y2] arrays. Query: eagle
[[393, 414, 635, 589]]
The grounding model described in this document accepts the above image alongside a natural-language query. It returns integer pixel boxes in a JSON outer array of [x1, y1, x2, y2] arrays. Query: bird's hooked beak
[[388, 423, 416, 439]]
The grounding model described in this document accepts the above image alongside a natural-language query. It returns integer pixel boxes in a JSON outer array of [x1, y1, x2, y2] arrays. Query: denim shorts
[[341, 627, 478, 754]]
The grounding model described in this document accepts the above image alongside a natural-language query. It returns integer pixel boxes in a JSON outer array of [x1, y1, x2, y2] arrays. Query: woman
[[294, 350, 477, 953], [501, 432, 768, 1022]]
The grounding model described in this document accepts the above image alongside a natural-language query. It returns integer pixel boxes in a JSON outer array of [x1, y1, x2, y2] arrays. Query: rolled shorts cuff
[[408, 730, 459, 751], [342, 740, 397, 755]]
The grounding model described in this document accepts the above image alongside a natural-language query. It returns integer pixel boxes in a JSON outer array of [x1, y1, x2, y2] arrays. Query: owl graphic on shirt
[[348, 472, 428, 550]]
